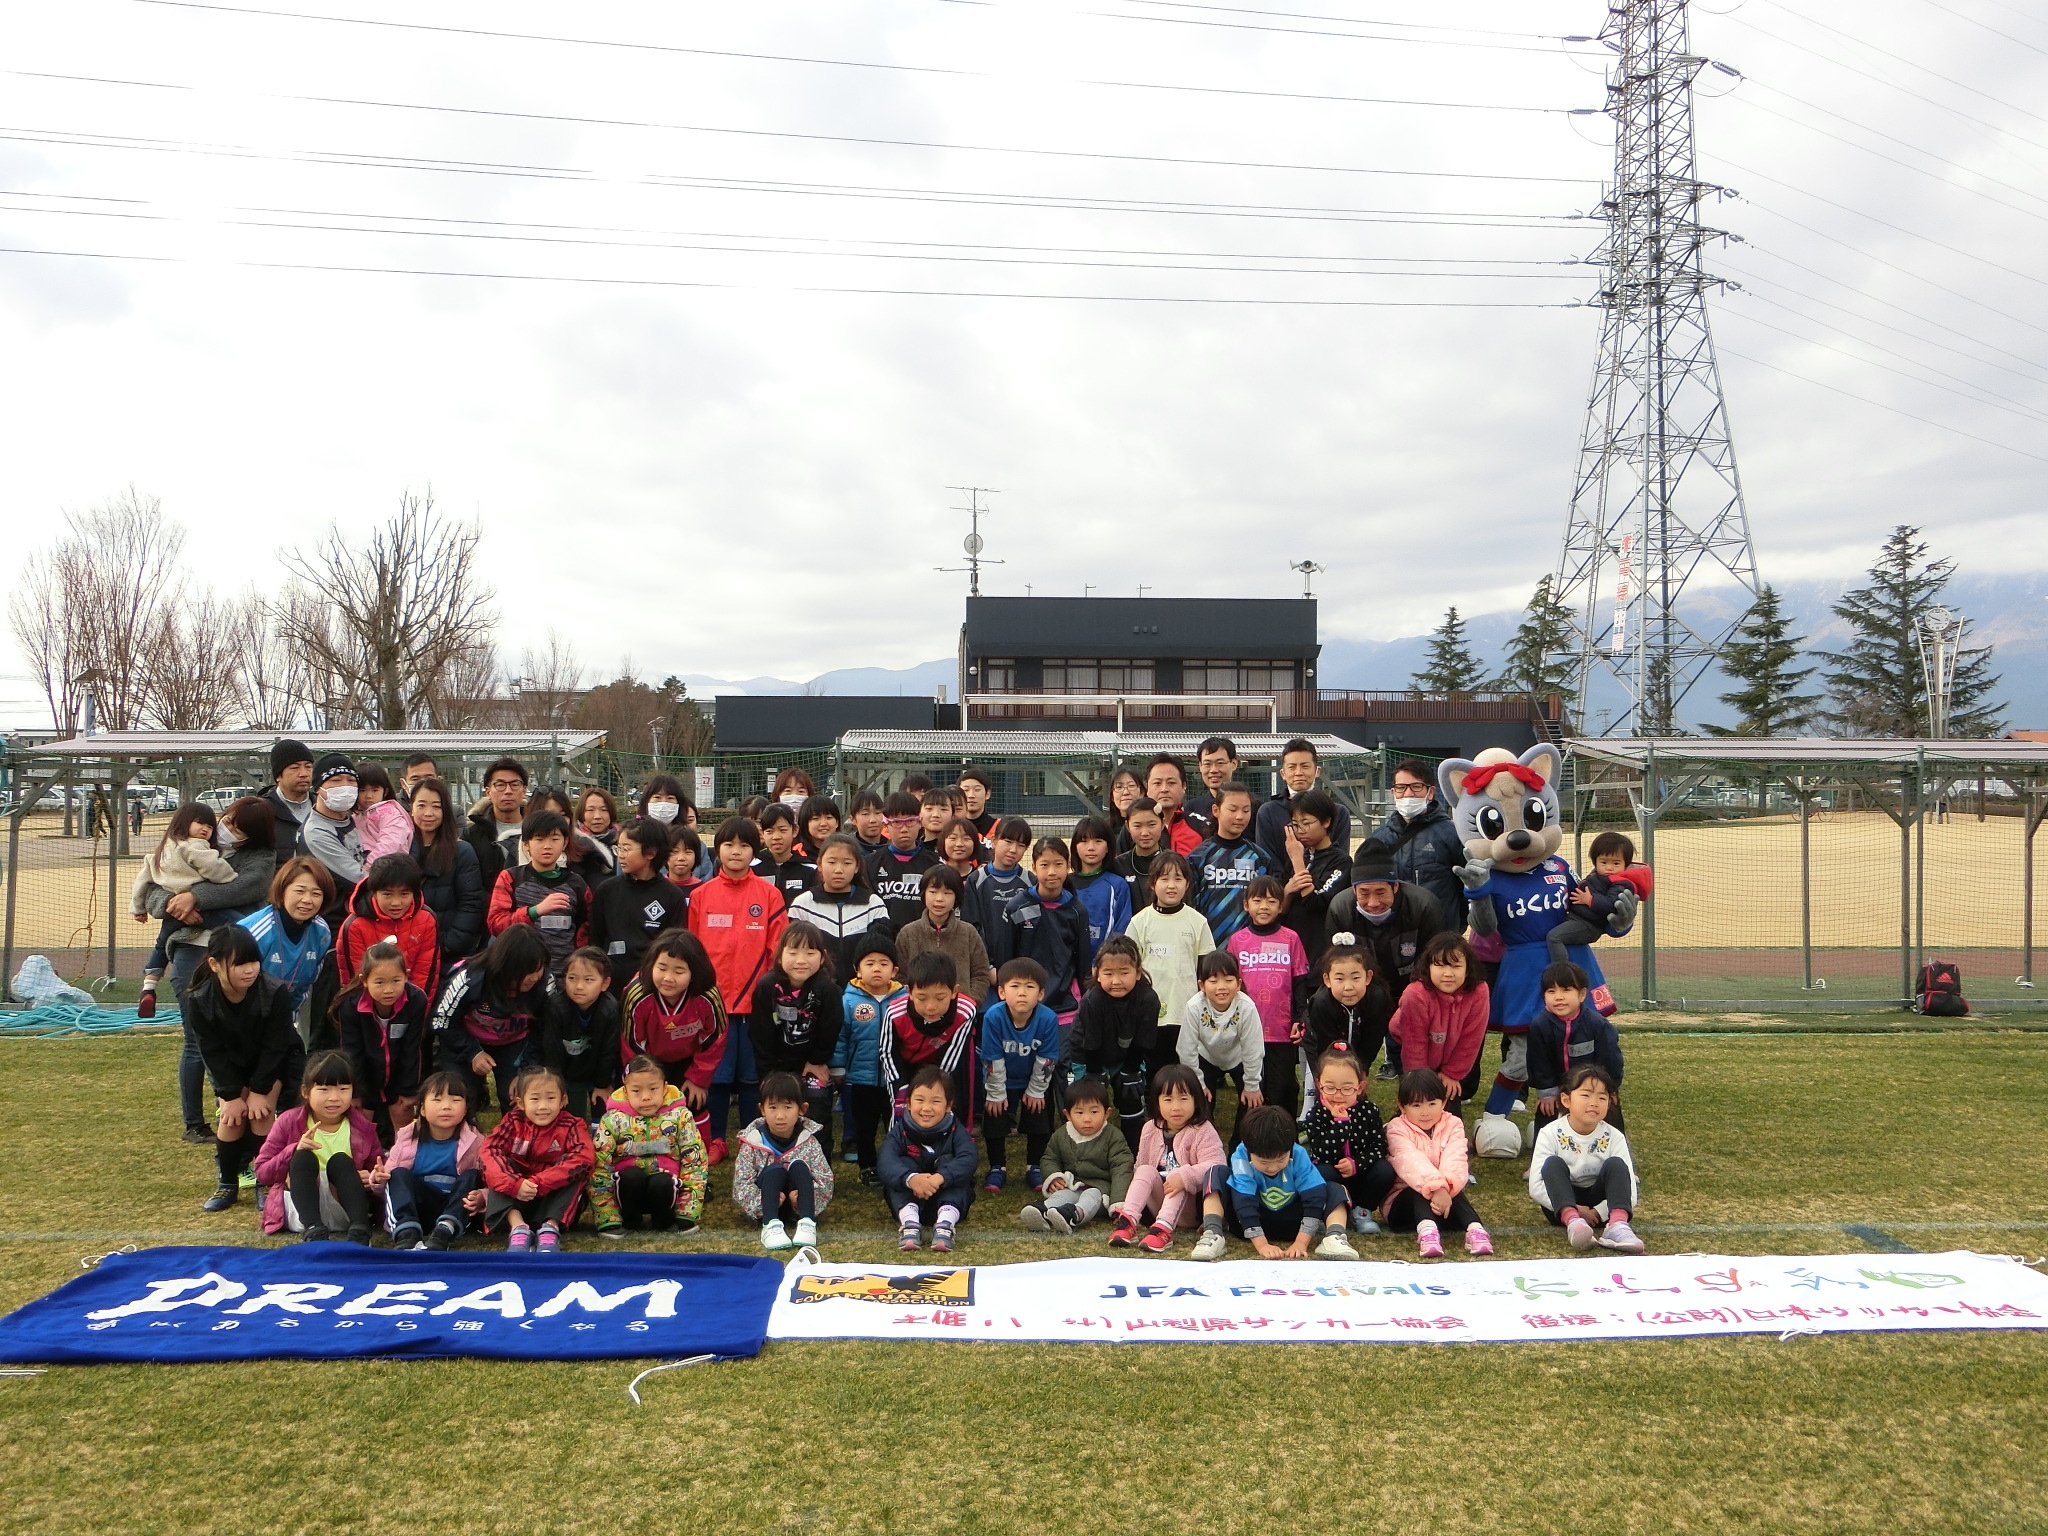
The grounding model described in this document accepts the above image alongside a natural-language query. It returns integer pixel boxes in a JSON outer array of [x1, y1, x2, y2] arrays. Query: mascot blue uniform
[[1440, 745, 1633, 1158]]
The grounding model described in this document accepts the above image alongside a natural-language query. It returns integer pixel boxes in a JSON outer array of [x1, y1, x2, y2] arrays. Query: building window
[[980, 658, 1015, 692], [1039, 660, 1155, 693], [1181, 661, 1296, 694]]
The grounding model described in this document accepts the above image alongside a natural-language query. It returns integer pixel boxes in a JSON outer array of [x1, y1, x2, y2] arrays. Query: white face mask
[[779, 792, 807, 809], [647, 801, 680, 824], [321, 784, 358, 813], [214, 823, 240, 851], [1393, 794, 1430, 820]]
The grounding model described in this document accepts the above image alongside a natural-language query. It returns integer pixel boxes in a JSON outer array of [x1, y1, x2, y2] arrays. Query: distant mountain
[[677, 658, 958, 700]]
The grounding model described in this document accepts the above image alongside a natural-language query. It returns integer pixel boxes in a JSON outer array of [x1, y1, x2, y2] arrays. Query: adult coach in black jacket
[[1323, 850, 1446, 1078]]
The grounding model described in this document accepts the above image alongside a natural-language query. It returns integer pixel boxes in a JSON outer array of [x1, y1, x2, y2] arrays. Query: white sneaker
[[1190, 1229, 1227, 1262], [792, 1217, 818, 1246], [1314, 1230, 1360, 1260], [760, 1220, 792, 1251], [1597, 1218, 1646, 1254], [1018, 1205, 1048, 1233]]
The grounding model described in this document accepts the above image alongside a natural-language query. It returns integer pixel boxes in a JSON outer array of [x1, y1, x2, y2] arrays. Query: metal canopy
[[1566, 736, 2048, 770], [837, 729, 1368, 758], [18, 729, 608, 761]]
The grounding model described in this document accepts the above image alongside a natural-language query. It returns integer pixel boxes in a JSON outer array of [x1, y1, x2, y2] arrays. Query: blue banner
[[0, 1246, 782, 1364]]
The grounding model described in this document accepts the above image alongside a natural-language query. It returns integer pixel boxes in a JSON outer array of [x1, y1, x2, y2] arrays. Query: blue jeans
[[168, 941, 208, 1132], [707, 1016, 758, 1146]]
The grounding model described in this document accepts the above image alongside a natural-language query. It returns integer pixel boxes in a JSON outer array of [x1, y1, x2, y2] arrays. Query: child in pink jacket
[[1389, 932, 1490, 1107], [1108, 1063, 1228, 1256], [1384, 1067, 1491, 1259], [252, 1050, 383, 1240]]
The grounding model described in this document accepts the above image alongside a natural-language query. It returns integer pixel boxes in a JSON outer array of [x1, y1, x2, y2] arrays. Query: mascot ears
[[1438, 744, 1560, 803]]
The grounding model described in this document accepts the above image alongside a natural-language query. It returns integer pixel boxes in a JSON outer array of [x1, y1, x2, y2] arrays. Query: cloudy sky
[[2, 0, 2044, 722]]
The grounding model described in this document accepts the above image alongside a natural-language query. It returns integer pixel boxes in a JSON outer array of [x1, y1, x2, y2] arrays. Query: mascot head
[[1438, 744, 1563, 875]]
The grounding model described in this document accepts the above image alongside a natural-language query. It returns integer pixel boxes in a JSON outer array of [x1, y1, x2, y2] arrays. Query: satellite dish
[[963, 533, 984, 555]]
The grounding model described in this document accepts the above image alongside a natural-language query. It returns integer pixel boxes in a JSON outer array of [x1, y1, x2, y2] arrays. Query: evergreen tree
[[1819, 525, 2003, 737], [1706, 585, 1821, 737], [1494, 573, 1578, 708], [1411, 606, 1485, 696]]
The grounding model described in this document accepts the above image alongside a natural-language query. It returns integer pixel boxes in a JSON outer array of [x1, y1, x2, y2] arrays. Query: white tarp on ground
[[767, 1251, 2048, 1345]]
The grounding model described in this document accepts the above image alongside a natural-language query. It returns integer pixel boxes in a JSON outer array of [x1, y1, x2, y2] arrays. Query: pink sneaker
[[1598, 1218, 1646, 1254], [1565, 1215, 1597, 1250], [505, 1226, 532, 1253], [1464, 1224, 1493, 1256], [1416, 1220, 1443, 1259]]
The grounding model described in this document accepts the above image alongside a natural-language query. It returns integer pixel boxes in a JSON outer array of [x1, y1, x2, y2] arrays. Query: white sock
[[936, 1204, 961, 1228], [898, 1202, 921, 1227]]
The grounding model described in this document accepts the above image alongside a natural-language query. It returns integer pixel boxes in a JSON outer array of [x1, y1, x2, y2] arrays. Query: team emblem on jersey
[[852, 1002, 877, 1023], [748, 903, 763, 917], [642, 901, 668, 923], [788, 1269, 975, 1306]]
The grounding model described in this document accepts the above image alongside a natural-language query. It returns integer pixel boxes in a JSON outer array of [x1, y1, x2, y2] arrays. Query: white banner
[[768, 1251, 2048, 1345]]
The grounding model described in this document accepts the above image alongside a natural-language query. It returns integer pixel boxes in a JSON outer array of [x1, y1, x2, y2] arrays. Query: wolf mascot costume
[[1441, 745, 1634, 1158]]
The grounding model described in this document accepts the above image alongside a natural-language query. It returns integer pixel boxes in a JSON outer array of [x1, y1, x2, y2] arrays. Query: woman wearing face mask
[[1358, 758, 1470, 932], [155, 796, 280, 1144], [771, 766, 816, 814], [638, 775, 712, 880]]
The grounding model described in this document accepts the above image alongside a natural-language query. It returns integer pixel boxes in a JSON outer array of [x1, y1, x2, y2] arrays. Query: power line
[[0, 192, 1597, 280], [1916, 0, 2048, 59], [0, 125, 1590, 229], [0, 242, 1588, 307], [129, 0, 1581, 115], [1763, 0, 2048, 133], [3, 68, 1603, 187], [940, 0, 1596, 55]]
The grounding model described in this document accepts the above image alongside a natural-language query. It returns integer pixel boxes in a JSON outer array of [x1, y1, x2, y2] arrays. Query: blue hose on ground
[[0, 1003, 165, 1037]]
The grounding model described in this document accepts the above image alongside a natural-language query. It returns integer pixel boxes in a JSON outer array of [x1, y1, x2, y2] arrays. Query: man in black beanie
[[1323, 849, 1446, 1080], [261, 738, 315, 838]]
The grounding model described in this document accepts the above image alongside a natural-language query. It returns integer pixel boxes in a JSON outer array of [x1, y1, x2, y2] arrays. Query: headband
[[1458, 762, 1548, 796]]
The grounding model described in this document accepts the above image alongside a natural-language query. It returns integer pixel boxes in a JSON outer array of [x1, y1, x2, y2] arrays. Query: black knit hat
[[269, 738, 313, 779], [311, 751, 357, 788], [1351, 850, 1398, 885], [852, 931, 900, 969]]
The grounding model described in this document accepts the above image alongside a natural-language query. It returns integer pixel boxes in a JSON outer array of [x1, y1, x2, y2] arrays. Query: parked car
[[198, 785, 260, 813]]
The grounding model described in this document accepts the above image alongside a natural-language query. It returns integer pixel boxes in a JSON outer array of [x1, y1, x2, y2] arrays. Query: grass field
[[4, 1026, 2048, 1535]]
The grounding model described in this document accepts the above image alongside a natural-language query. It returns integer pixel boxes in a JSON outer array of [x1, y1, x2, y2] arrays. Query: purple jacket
[[253, 1105, 381, 1234]]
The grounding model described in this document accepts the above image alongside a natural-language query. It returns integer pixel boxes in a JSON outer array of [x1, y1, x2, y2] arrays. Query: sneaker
[[792, 1218, 818, 1246], [425, 1222, 458, 1251], [535, 1223, 561, 1253], [1315, 1230, 1360, 1260], [706, 1138, 728, 1166], [411, 1240, 429, 1251], [1043, 1206, 1073, 1236], [346, 1224, 372, 1247], [1565, 1215, 1597, 1250], [390, 1223, 423, 1250], [1416, 1221, 1444, 1259], [858, 1167, 880, 1187], [842, 1148, 859, 1164], [506, 1227, 533, 1253], [1026, 1165, 1043, 1192], [760, 1220, 792, 1251], [1464, 1224, 1493, 1256], [1350, 1208, 1381, 1237], [984, 1167, 1007, 1194], [301, 1225, 333, 1243], [1139, 1222, 1174, 1254], [1375, 1061, 1399, 1081], [1598, 1218, 1646, 1254], [237, 1169, 257, 1190], [899, 1222, 923, 1253], [1191, 1229, 1228, 1262], [1018, 1205, 1049, 1234], [181, 1126, 214, 1145], [931, 1222, 956, 1255], [201, 1183, 237, 1212], [598, 1224, 624, 1241], [1106, 1212, 1139, 1248], [136, 988, 157, 1020]]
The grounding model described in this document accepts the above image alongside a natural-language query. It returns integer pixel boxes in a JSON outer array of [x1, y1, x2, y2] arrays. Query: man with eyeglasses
[[464, 756, 530, 891], [1361, 757, 1469, 931]]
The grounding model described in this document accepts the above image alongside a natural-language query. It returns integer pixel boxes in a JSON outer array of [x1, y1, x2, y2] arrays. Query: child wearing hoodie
[[893, 865, 992, 996], [834, 933, 901, 1183], [1385, 1068, 1491, 1259], [748, 923, 843, 1156], [1177, 950, 1265, 1144], [1300, 935, 1395, 1093], [1389, 932, 1489, 1107], [591, 1054, 709, 1237], [252, 1050, 382, 1243], [336, 853, 440, 995], [352, 764, 415, 863], [331, 939, 430, 1146], [1528, 961, 1627, 1136], [481, 1067, 596, 1252], [733, 1071, 837, 1250], [1019, 1075, 1133, 1234], [1065, 936, 1162, 1150], [878, 1065, 978, 1253], [985, 837, 1093, 1020], [1110, 1064, 1228, 1257], [538, 947, 625, 1125], [380, 1071, 486, 1249]]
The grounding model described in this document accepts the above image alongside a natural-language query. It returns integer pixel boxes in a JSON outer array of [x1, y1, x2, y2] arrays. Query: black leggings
[[1314, 1158, 1399, 1218], [984, 1095, 1053, 1172], [1385, 1187, 1481, 1233], [1537, 1156, 1634, 1223], [616, 1167, 677, 1229], [758, 1160, 817, 1222], [846, 1085, 889, 1171], [288, 1149, 369, 1233], [484, 1183, 578, 1229], [1261, 1043, 1301, 1119]]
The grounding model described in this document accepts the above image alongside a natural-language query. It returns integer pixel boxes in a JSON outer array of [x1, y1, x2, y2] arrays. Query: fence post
[[1797, 773, 1813, 992], [1899, 766, 1915, 1007], [106, 764, 126, 986], [1639, 741, 1658, 1007], [2025, 788, 2042, 988], [1914, 746, 1928, 986]]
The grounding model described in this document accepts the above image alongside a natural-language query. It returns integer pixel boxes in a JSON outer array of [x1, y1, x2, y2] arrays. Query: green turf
[[3, 1030, 2047, 1535]]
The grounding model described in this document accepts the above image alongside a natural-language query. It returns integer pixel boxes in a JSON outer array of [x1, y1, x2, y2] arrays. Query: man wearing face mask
[[1323, 850, 1446, 1079], [1362, 758, 1469, 932]]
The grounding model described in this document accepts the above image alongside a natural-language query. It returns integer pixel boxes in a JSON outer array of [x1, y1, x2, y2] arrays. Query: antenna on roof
[[1290, 560, 1324, 598], [937, 487, 1004, 596]]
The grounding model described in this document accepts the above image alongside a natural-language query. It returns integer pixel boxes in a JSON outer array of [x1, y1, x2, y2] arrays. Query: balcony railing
[[965, 689, 1565, 728]]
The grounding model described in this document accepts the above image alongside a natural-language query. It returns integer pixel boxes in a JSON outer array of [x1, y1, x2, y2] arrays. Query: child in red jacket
[[690, 816, 788, 1157], [482, 1066, 596, 1253], [1389, 932, 1490, 1107], [336, 854, 440, 995], [622, 928, 727, 1154]]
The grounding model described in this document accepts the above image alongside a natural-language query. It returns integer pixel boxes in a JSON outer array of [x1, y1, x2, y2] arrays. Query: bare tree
[[422, 637, 503, 728], [234, 589, 319, 731], [275, 490, 498, 729], [511, 629, 587, 729], [141, 590, 247, 730], [8, 546, 88, 735]]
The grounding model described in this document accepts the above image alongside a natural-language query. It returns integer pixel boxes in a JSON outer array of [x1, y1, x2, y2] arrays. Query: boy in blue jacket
[[1223, 1104, 1359, 1261], [1528, 961, 1626, 1136], [833, 932, 901, 1186], [879, 1065, 979, 1253], [979, 957, 1063, 1193]]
